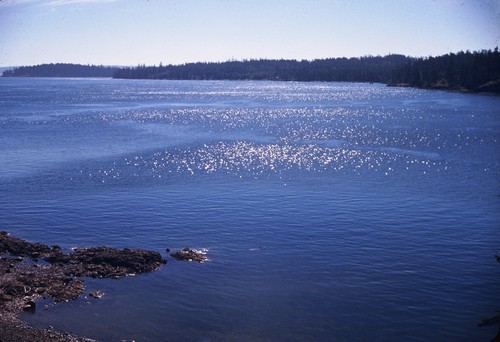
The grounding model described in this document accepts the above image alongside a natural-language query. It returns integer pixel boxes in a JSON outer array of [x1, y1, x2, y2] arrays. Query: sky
[[0, 0, 499, 67]]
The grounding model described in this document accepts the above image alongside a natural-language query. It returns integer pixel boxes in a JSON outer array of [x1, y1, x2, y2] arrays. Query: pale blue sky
[[0, 0, 499, 67]]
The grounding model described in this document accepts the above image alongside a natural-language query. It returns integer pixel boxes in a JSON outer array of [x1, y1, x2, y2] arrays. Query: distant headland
[[2, 48, 499, 93], [1, 64, 119, 78]]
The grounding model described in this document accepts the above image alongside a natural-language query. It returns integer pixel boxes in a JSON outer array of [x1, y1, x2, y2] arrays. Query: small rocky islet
[[0, 231, 207, 341], [169, 247, 208, 262]]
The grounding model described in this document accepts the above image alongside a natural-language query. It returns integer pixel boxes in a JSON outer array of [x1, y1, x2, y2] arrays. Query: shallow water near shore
[[1, 78, 499, 341]]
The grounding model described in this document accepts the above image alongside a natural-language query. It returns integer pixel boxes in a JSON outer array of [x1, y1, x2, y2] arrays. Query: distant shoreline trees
[[1, 63, 119, 78], [113, 55, 409, 83], [2, 49, 499, 93], [389, 48, 500, 93]]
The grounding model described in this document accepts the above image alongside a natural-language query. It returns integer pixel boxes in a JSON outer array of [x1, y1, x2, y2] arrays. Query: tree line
[[113, 48, 500, 93], [3, 49, 499, 93], [2, 63, 120, 78], [113, 55, 409, 83], [389, 48, 500, 93]]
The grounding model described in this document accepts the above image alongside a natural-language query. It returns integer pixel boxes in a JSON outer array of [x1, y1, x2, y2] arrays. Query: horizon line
[[2, 46, 498, 70]]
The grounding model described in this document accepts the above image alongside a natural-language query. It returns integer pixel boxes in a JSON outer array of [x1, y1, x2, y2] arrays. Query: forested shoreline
[[113, 55, 408, 83], [389, 48, 500, 93], [2, 49, 499, 93], [1, 63, 119, 78]]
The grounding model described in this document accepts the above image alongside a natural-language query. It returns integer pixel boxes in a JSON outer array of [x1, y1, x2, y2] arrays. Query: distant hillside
[[2, 63, 120, 78]]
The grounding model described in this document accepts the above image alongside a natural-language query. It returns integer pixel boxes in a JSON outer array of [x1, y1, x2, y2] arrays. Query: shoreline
[[0, 256, 95, 341], [0, 232, 167, 341], [2, 76, 498, 96], [386, 82, 500, 95]]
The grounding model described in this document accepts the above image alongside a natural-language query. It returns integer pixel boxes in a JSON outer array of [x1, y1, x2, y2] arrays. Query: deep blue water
[[0, 78, 499, 341]]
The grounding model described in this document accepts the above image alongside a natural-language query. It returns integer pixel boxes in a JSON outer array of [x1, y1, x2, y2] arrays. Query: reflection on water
[[0, 78, 499, 341]]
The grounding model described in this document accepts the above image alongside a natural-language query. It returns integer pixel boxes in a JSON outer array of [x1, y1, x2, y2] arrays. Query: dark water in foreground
[[0, 78, 499, 341]]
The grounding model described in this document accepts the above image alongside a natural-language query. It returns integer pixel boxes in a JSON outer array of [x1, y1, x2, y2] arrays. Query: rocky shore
[[0, 231, 167, 341]]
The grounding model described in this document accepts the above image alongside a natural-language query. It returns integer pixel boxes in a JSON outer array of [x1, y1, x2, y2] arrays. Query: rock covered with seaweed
[[0, 231, 167, 341], [170, 247, 208, 262]]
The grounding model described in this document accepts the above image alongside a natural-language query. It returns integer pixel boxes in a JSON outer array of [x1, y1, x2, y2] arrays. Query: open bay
[[1, 78, 498, 341]]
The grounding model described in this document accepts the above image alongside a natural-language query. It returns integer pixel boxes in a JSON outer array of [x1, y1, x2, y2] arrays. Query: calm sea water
[[0, 78, 499, 341]]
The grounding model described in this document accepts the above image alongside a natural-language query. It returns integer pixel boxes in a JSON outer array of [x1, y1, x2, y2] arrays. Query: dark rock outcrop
[[0, 232, 167, 342], [170, 247, 208, 262], [0, 231, 166, 279]]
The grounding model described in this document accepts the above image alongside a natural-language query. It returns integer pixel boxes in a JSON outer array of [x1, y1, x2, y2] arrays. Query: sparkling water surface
[[0, 78, 499, 341]]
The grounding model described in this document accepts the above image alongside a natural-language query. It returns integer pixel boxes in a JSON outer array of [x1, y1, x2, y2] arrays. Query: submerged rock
[[170, 247, 208, 262], [478, 311, 500, 342], [88, 290, 105, 299]]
